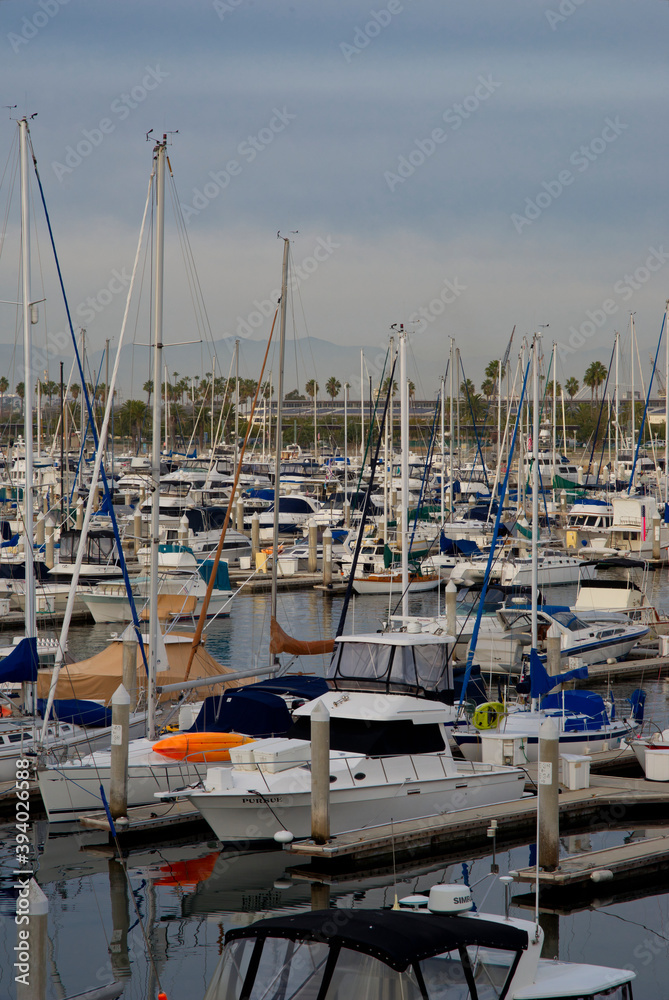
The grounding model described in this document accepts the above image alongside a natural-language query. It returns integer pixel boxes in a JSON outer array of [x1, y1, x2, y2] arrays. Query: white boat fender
[[590, 869, 613, 882]]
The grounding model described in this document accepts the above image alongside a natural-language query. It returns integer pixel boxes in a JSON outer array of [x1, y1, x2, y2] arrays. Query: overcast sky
[[1, 0, 668, 397]]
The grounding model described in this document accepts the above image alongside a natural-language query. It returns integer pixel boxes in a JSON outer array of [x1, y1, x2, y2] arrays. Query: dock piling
[[538, 717, 560, 872], [311, 699, 330, 844], [109, 683, 130, 822]]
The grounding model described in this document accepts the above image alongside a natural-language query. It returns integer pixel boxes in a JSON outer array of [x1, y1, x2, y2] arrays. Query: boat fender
[[472, 701, 505, 731]]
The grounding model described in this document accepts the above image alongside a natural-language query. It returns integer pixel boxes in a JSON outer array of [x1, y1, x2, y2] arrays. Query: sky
[[1, 0, 668, 399]]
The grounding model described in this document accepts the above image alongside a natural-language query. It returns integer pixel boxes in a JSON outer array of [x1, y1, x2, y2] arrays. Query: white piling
[[133, 510, 142, 555], [236, 496, 244, 534], [109, 683, 130, 821], [308, 522, 318, 573], [311, 700, 330, 844], [75, 497, 83, 530], [546, 623, 561, 678], [251, 513, 260, 559], [446, 579, 457, 636], [538, 717, 560, 872], [122, 638, 137, 713], [322, 529, 332, 588], [45, 522, 54, 570]]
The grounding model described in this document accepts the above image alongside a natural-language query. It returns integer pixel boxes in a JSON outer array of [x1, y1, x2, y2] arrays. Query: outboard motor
[[629, 688, 646, 724]]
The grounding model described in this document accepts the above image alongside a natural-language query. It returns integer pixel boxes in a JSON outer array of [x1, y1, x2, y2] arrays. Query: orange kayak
[[152, 732, 255, 762]]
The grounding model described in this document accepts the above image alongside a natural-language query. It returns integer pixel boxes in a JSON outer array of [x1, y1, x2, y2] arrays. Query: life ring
[[472, 701, 505, 731]]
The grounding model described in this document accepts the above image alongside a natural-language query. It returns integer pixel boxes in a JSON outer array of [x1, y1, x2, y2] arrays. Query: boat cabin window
[[214, 936, 329, 1000], [550, 611, 589, 632], [328, 640, 453, 695], [213, 935, 529, 1000]]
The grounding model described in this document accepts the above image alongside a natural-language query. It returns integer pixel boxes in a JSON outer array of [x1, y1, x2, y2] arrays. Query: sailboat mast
[[19, 118, 35, 648], [630, 313, 635, 482], [531, 334, 540, 657], [615, 330, 620, 480], [665, 301, 669, 503], [148, 135, 166, 741], [449, 337, 454, 517], [270, 238, 289, 633], [400, 326, 409, 618]]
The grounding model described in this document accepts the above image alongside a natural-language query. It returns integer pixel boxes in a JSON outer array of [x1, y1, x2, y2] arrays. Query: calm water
[[2, 574, 669, 998]]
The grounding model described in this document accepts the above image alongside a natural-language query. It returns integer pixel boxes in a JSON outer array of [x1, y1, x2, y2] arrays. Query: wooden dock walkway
[[286, 773, 669, 867], [514, 832, 669, 887]]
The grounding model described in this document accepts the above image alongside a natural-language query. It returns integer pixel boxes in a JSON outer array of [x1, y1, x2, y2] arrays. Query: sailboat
[[452, 336, 647, 762]]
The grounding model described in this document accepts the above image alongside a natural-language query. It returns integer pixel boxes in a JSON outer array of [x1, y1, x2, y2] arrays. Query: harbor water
[[2, 574, 669, 998]]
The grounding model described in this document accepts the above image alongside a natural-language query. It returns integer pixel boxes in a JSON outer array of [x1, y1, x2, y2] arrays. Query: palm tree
[[305, 379, 319, 400], [565, 377, 579, 401], [120, 399, 148, 450], [408, 380, 416, 404], [484, 360, 506, 381], [381, 377, 398, 398], [481, 378, 495, 400], [0, 376, 8, 422], [143, 379, 153, 407], [326, 376, 341, 401], [460, 378, 475, 398], [545, 380, 562, 397], [584, 361, 607, 403], [16, 382, 24, 416]]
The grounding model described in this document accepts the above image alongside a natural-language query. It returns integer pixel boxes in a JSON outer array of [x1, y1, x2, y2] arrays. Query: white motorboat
[[161, 630, 525, 842], [204, 882, 635, 1000], [454, 687, 645, 763]]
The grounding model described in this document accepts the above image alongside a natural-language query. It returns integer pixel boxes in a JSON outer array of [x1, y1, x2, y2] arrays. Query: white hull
[[185, 753, 525, 842], [37, 739, 211, 821], [0, 713, 147, 783], [455, 712, 635, 763], [82, 589, 230, 624]]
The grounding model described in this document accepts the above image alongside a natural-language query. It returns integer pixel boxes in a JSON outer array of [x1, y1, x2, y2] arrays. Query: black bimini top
[[224, 909, 529, 972]]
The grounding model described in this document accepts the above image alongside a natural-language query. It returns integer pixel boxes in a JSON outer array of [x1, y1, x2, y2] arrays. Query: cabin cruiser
[[257, 491, 323, 540], [563, 499, 613, 550], [204, 883, 635, 1000], [160, 631, 526, 842]]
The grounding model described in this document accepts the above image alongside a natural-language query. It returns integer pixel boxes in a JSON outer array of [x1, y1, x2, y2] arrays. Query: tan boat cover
[[270, 616, 335, 656], [36, 634, 244, 706]]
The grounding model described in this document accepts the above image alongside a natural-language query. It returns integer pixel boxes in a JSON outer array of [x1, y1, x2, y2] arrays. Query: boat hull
[[185, 756, 525, 842]]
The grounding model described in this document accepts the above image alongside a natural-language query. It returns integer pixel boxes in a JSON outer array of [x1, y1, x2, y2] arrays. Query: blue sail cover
[[37, 698, 112, 728], [529, 648, 588, 699], [0, 637, 38, 683]]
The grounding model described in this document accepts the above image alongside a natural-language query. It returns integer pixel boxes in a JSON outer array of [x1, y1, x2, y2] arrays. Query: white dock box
[[278, 558, 299, 577], [643, 747, 669, 781], [239, 556, 252, 571], [254, 738, 311, 773], [229, 737, 279, 771], [561, 753, 591, 790], [480, 733, 526, 767]]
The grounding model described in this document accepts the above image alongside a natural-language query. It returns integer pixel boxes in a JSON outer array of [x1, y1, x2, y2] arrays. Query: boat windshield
[[207, 937, 524, 1000], [328, 640, 452, 694]]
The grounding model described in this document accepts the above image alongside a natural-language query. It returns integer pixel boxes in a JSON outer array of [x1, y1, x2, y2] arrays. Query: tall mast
[[270, 238, 289, 638], [449, 337, 454, 516], [552, 342, 557, 489], [531, 334, 540, 665], [148, 134, 166, 741], [614, 330, 619, 480], [440, 374, 445, 528], [399, 326, 409, 618], [630, 313, 635, 481], [360, 351, 365, 460], [344, 381, 348, 499], [19, 117, 35, 652], [665, 302, 669, 503], [234, 338, 239, 469]]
